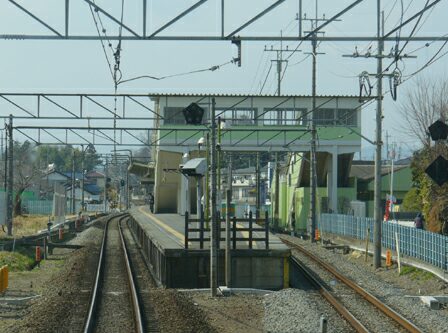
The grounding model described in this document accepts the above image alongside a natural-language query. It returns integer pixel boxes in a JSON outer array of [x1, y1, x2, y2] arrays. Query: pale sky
[[1, 0, 447, 159]]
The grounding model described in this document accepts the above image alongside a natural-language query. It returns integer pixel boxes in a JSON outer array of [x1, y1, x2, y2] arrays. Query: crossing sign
[[425, 155, 448, 186]]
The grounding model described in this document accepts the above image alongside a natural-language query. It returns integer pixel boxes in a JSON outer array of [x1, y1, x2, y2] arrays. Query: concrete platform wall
[[128, 217, 290, 289]]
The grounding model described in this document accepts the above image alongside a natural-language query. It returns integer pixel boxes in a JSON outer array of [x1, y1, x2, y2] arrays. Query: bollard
[[315, 228, 321, 241], [320, 315, 328, 333], [386, 249, 392, 268], [0, 265, 9, 293], [59, 227, 64, 241], [35, 246, 41, 265]]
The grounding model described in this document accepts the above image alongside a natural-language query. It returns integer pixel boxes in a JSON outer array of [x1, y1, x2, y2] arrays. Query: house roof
[[350, 160, 409, 180], [84, 184, 102, 195], [150, 93, 365, 99], [44, 169, 70, 179], [86, 170, 105, 178]]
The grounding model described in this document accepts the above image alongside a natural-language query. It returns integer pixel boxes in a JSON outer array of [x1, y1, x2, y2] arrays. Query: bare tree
[[397, 77, 448, 147], [13, 141, 41, 216]]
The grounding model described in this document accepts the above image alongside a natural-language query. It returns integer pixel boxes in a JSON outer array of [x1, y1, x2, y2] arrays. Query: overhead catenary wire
[[117, 60, 235, 85], [89, 4, 114, 81], [259, 62, 273, 94]]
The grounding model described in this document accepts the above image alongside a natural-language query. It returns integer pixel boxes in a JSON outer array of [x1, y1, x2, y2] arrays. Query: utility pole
[[210, 97, 218, 297], [263, 39, 297, 96], [6, 115, 13, 236], [342, 2, 417, 268], [71, 149, 76, 214], [274, 152, 280, 231], [104, 157, 108, 213], [81, 144, 85, 212], [225, 152, 233, 286], [256, 152, 261, 219], [373, 0, 384, 268], [301, 1, 330, 242]]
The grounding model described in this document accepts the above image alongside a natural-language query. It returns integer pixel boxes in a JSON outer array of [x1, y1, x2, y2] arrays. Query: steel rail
[[291, 257, 369, 333], [283, 239, 423, 333], [83, 213, 143, 333], [82, 214, 112, 333], [118, 217, 144, 333]]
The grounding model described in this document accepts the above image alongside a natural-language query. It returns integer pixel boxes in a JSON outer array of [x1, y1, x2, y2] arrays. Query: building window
[[217, 108, 256, 126], [314, 108, 335, 125], [314, 108, 357, 127], [337, 108, 357, 126], [263, 108, 306, 125], [163, 107, 185, 125]]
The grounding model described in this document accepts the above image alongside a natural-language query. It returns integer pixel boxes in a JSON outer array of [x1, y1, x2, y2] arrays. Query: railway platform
[[128, 206, 290, 289]]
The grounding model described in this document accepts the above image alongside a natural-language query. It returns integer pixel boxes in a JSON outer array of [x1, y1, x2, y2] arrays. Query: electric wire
[[117, 60, 234, 85], [89, 4, 114, 81], [385, 0, 431, 73], [403, 40, 448, 78], [259, 62, 273, 94], [250, 51, 268, 93]]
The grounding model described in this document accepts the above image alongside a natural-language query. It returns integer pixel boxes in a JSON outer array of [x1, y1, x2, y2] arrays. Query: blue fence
[[319, 214, 448, 270]]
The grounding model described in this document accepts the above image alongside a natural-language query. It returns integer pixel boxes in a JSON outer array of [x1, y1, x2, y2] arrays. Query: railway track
[[283, 238, 423, 333], [82, 214, 154, 333]]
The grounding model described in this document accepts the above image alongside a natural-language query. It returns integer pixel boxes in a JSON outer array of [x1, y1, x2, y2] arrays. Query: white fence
[[23, 200, 107, 215]]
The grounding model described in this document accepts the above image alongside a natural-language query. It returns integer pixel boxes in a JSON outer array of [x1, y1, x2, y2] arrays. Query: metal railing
[[319, 214, 448, 271], [185, 211, 270, 250]]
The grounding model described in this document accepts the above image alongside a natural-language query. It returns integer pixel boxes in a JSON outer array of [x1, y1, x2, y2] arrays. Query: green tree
[[402, 188, 421, 212], [410, 146, 448, 232], [36, 145, 101, 172]]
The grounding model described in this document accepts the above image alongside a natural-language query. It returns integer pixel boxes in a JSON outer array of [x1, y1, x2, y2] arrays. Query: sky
[[1, 0, 447, 159]]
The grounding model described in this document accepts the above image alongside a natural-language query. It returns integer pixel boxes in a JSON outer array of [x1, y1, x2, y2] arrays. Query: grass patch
[[400, 265, 434, 281], [1, 215, 50, 239], [0, 251, 34, 271]]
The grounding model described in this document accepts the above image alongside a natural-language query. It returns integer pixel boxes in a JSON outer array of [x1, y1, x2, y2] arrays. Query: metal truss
[[0, 93, 157, 120], [2, 0, 446, 42]]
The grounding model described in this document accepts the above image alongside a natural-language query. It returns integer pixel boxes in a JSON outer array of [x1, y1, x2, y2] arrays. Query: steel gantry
[[1, 0, 446, 42]]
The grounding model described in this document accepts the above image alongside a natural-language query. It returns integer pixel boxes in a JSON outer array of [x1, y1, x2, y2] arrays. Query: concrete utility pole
[[263, 37, 296, 96], [373, 0, 384, 268], [274, 152, 280, 230], [210, 97, 218, 297], [6, 115, 13, 236], [71, 149, 76, 214], [256, 152, 261, 219], [104, 157, 109, 213], [225, 153, 233, 286], [310, 31, 318, 243], [81, 144, 85, 212]]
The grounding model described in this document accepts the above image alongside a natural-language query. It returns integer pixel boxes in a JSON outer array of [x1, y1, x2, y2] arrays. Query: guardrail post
[[184, 211, 189, 249], [200, 209, 204, 249], [265, 210, 269, 249], [249, 211, 253, 249], [232, 216, 237, 250]]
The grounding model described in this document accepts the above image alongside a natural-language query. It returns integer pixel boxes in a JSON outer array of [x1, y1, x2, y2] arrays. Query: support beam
[[304, 0, 365, 39], [149, 0, 208, 38], [384, 0, 441, 38], [83, 0, 140, 37], [226, 0, 285, 38], [8, 0, 62, 37]]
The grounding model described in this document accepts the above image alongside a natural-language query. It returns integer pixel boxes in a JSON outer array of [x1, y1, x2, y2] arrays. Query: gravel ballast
[[264, 288, 355, 333], [281, 234, 448, 333]]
